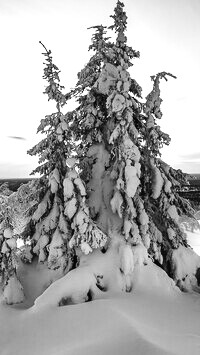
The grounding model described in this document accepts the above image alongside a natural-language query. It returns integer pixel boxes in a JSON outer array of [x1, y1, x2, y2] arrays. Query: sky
[[0, 0, 200, 178]]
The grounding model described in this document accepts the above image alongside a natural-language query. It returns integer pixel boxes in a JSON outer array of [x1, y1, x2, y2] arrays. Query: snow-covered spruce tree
[[0, 204, 24, 304], [141, 72, 197, 281], [25, 41, 108, 273], [59, 0, 199, 292], [24, 1, 200, 307], [25, 43, 76, 272]]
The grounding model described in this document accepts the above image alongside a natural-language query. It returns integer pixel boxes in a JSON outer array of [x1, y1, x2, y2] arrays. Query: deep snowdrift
[[1, 257, 200, 355], [0, 229, 200, 355]]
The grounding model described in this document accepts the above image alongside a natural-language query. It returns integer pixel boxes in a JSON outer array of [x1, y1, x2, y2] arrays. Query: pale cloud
[[0, 163, 35, 178], [7, 136, 26, 141], [180, 153, 200, 161]]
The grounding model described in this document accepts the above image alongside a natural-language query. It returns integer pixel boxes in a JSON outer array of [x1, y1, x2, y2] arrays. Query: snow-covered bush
[[170, 245, 200, 291], [2, 274, 24, 305]]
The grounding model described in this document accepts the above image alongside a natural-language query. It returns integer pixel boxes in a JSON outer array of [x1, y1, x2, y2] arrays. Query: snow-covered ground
[[187, 228, 200, 256], [1, 234, 200, 355]]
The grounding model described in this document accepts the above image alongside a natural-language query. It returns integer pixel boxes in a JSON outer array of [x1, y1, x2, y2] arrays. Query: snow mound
[[34, 266, 100, 308], [132, 259, 179, 297], [2, 275, 24, 305], [33, 239, 178, 310], [2, 257, 199, 355], [2, 242, 200, 355], [171, 245, 200, 291]]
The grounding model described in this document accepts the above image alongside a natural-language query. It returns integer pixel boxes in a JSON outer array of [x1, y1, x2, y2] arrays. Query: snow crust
[[32, 236, 149, 309]]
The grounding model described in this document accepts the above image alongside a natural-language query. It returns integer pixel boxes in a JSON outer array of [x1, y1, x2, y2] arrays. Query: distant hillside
[[191, 174, 200, 179], [188, 174, 200, 187], [0, 178, 37, 192]]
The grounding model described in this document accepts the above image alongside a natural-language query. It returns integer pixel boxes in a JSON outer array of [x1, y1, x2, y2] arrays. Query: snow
[[6, 237, 17, 249], [112, 93, 126, 112], [73, 210, 89, 234], [80, 241, 93, 255], [63, 177, 74, 199], [32, 191, 51, 222], [1, 12, 200, 355], [2, 275, 24, 305], [1, 240, 10, 254], [122, 136, 140, 162], [109, 124, 121, 144], [119, 244, 134, 276], [139, 209, 149, 226], [58, 212, 69, 234], [86, 143, 113, 231], [47, 228, 64, 268], [66, 157, 76, 168], [125, 164, 140, 197], [132, 243, 149, 267], [74, 177, 86, 196], [4, 227, 13, 239], [163, 174, 172, 193], [167, 227, 176, 241], [30, 238, 169, 309], [150, 159, 164, 199], [94, 63, 119, 95], [1, 256, 200, 354], [64, 197, 77, 219], [171, 245, 200, 291], [33, 234, 49, 263], [42, 198, 60, 232], [187, 228, 200, 256], [123, 218, 132, 239], [110, 190, 123, 218], [49, 168, 60, 194], [33, 265, 99, 308], [167, 205, 179, 223]]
